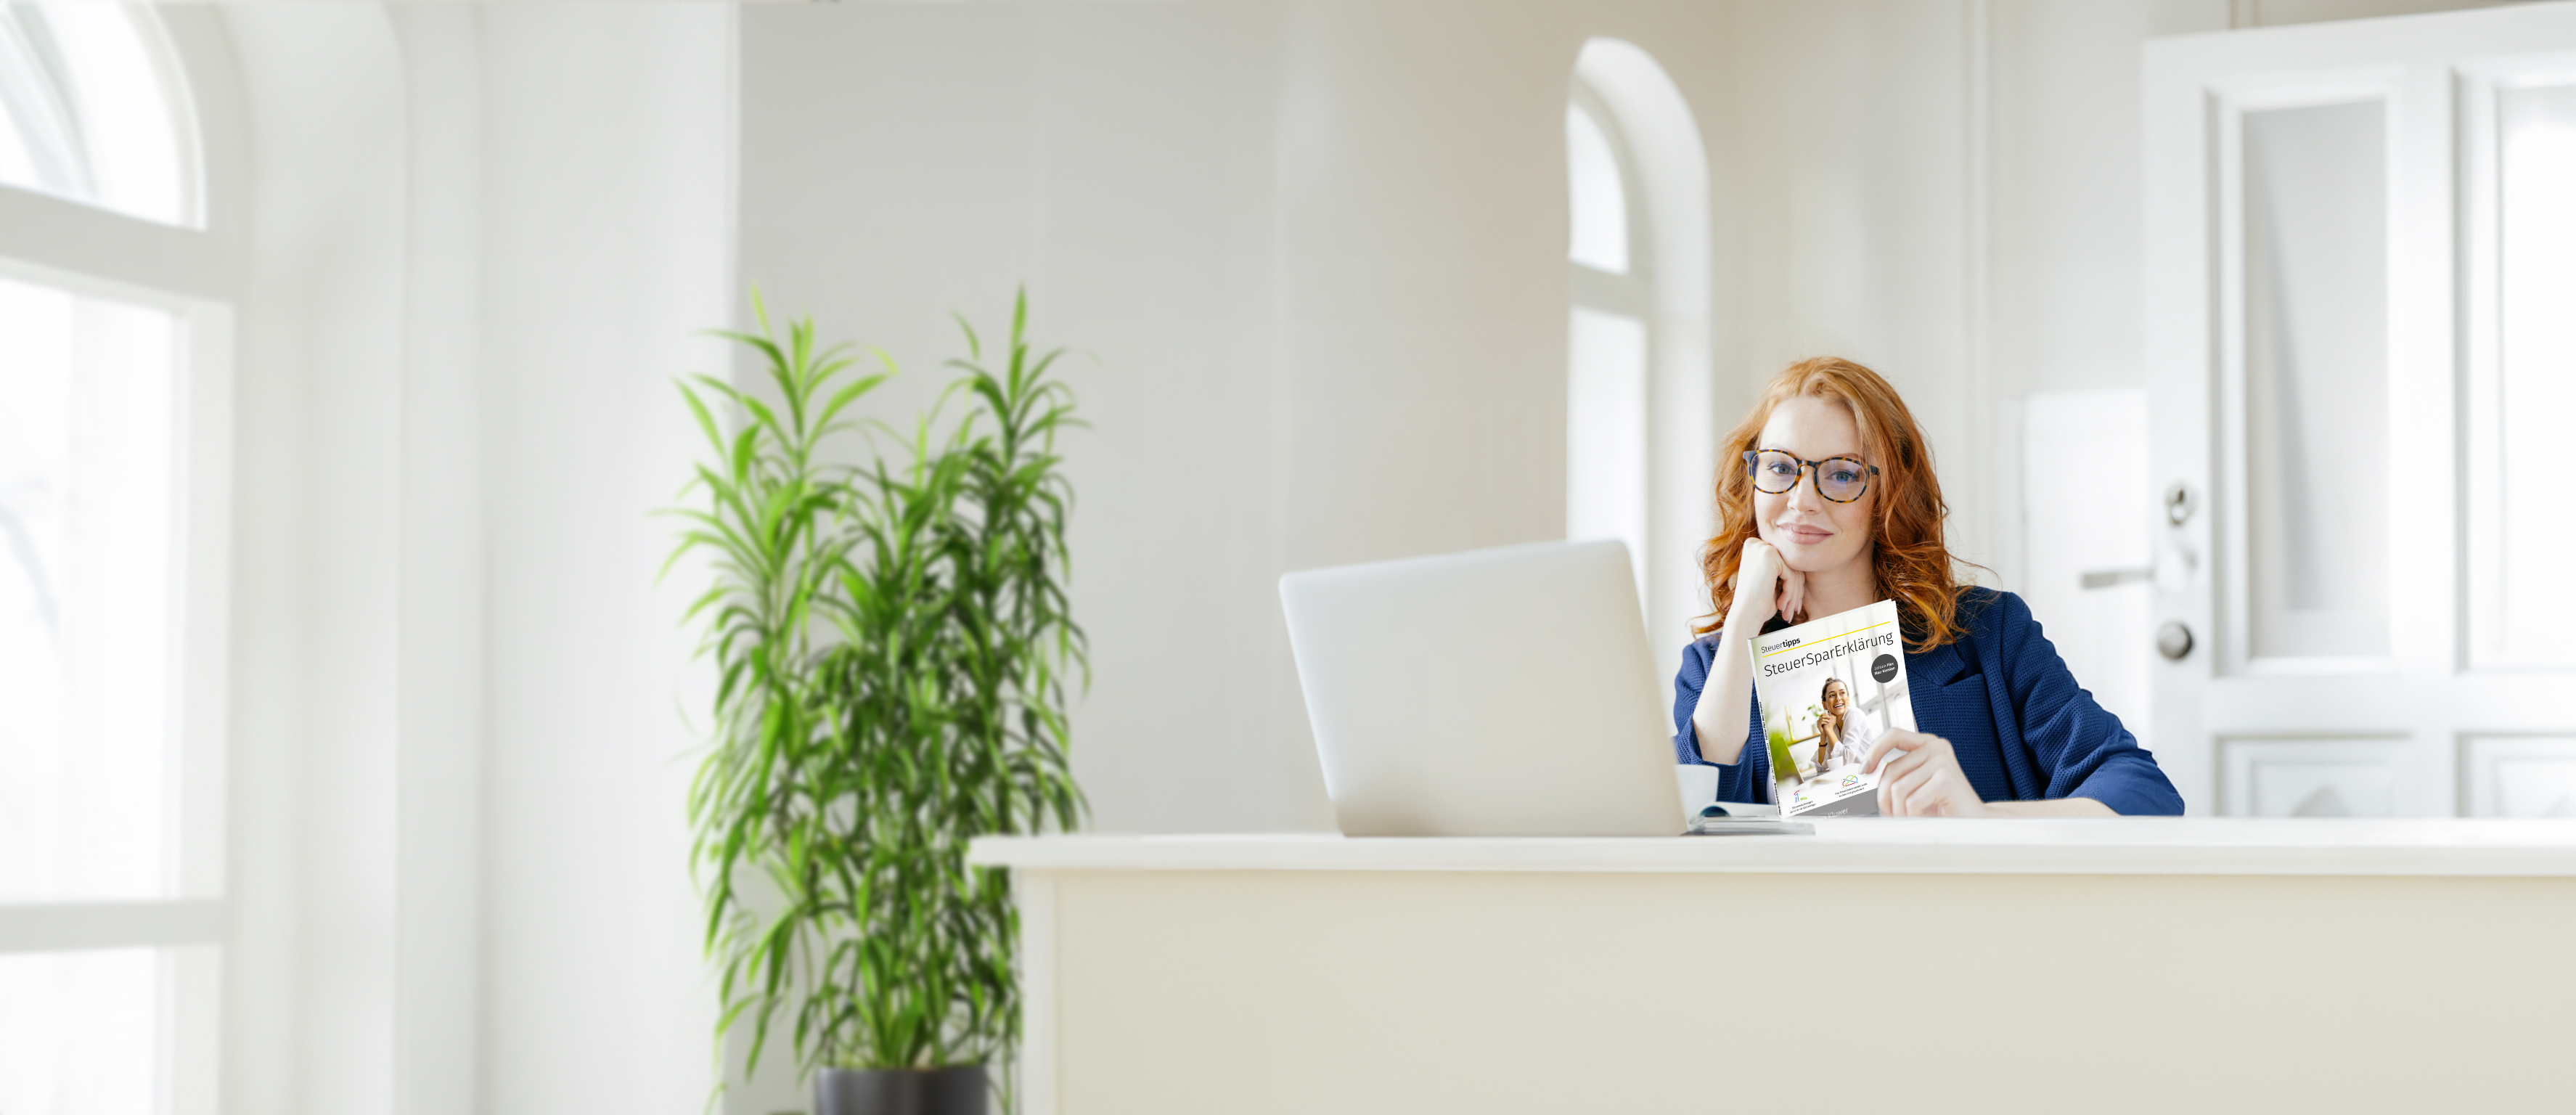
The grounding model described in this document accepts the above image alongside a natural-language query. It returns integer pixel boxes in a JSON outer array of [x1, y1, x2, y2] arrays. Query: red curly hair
[[1694, 357, 1971, 650]]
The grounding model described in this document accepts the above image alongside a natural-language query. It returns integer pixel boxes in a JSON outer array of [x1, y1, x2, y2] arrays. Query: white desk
[[970, 820, 2576, 1114]]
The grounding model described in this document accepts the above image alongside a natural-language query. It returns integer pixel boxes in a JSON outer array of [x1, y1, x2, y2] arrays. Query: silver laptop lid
[[1279, 540, 1687, 837]]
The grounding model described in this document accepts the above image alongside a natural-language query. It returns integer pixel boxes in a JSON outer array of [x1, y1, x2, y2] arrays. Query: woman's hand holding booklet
[[1862, 730, 1988, 817], [1749, 599, 1916, 818]]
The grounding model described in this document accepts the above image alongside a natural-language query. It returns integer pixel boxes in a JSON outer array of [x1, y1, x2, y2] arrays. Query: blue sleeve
[[1671, 637, 1772, 805], [1989, 593, 2184, 816]]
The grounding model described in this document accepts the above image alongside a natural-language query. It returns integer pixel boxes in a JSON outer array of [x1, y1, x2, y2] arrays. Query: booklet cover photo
[[1751, 599, 1915, 817]]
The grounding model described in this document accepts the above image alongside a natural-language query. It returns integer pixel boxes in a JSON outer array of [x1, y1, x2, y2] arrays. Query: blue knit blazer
[[1671, 587, 2184, 816]]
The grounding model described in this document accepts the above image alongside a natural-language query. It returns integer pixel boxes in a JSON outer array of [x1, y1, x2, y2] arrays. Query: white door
[[2145, 4, 2576, 817]]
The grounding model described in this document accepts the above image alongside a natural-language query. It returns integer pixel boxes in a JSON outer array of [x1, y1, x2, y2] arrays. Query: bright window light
[[1567, 306, 1648, 594], [0, 948, 166, 1115], [0, 3, 198, 226], [1566, 103, 1627, 273], [0, 274, 182, 902]]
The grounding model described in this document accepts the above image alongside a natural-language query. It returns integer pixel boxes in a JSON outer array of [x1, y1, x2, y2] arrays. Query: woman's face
[[1822, 681, 1847, 714], [1752, 396, 1876, 576]]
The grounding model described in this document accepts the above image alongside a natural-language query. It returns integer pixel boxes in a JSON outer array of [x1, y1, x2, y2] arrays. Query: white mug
[[1675, 764, 1720, 817]]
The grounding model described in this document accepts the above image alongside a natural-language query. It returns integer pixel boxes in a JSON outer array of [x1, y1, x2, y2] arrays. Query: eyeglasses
[[1743, 449, 1878, 503]]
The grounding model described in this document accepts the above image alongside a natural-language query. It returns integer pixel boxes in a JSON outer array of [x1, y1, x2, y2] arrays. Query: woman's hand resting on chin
[[1731, 537, 1807, 628], [1860, 730, 1989, 817]]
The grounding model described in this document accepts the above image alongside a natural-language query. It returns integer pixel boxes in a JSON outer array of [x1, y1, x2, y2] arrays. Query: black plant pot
[[813, 1066, 987, 1115]]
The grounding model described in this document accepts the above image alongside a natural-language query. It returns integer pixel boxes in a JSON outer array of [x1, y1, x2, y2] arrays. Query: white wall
[[221, 7, 409, 1110], [388, 9, 485, 1114], [473, 7, 733, 1114], [211, 4, 733, 1113], [737, 2, 1325, 834], [740, 1, 1709, 836]]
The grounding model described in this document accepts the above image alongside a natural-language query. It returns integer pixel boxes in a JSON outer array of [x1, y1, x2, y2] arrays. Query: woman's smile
[[1775, 521, 1835, 546]]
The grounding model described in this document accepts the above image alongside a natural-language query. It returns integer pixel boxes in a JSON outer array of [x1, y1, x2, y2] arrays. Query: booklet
[[1751, 599, 1915, 818]]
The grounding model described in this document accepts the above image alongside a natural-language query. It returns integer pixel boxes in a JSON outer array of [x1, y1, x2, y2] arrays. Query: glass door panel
[[2487, 81, 2576, 663], [2240, 101, 2389, 662]]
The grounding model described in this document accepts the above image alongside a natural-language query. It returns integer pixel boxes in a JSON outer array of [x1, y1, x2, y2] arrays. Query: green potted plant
[[668, 292, 1085, 1115]]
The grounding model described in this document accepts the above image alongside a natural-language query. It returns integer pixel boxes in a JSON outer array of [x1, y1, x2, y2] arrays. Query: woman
[[1810, 676, 1872, 779], [1670, 357, 2181, 816]]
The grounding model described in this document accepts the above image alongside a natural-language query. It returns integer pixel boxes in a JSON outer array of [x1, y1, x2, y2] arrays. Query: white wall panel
[[221, 7, 407, 1110], [387, 9, 483, 1115], [738, 1, 1317, 836], [474, 7, 732, 1114]]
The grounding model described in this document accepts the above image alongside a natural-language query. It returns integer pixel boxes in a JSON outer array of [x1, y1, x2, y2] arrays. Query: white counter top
[[968, 818, 2576, 877]]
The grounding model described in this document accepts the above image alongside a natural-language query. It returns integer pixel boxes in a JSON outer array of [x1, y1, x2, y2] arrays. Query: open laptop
[[1279, 539, 1690, 837]]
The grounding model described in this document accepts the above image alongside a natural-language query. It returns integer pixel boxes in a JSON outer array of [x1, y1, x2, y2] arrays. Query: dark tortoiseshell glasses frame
[[1742, 449, 1879, 504]]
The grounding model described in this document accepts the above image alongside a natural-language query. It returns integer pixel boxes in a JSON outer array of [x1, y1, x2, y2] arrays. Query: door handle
[[2079, 568, 2152, 589], [2156, 621, 2193, 661]]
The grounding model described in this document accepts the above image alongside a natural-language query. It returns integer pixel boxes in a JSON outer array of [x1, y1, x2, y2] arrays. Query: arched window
[[0, 6, 225, 1110], [0, 1, 200, 226], [1566, 38, 1709, 653], [1565, 86, 1649, 597]]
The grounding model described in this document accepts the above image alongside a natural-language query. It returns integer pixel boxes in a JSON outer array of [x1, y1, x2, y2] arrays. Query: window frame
[[1566, 81, 1653, 318], [0, 4, 233, 1110], [1564, 37, 1714, 659], [1565, 78, 1656, 605], [0, 1, 207, 228], [0, 251, 232, 1115]]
